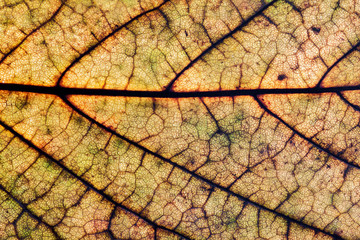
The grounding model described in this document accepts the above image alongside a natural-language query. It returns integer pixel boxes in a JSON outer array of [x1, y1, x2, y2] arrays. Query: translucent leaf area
[[1, 0, 360, 239]]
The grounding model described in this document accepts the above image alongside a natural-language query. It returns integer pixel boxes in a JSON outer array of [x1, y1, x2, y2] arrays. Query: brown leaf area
[[0, 0, 360, 239]]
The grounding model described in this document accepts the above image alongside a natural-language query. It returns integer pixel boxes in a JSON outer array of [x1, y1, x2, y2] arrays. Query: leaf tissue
[[0, 0, 360, 239]]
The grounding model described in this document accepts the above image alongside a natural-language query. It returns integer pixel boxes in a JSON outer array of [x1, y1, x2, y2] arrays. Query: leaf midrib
[[0, 83, 359, 97]]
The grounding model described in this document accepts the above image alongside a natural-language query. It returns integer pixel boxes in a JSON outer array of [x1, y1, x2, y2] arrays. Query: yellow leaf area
[[0, 0, 360, 239]]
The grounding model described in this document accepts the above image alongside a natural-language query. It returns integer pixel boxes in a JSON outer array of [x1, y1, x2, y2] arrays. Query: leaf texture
[[1, 0, 360, 239]]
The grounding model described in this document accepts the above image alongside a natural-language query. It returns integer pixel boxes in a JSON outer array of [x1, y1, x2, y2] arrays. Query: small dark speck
[[185, 30, 188, 37], [278, 74, 287, 81], [311, 27, 321, 34]]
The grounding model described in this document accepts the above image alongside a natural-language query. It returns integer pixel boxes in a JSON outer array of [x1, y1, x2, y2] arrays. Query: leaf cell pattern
[[0, 0, 360, 239]]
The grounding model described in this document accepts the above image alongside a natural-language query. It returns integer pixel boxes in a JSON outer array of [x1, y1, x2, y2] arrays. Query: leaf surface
[[1, 0, 360, 239]]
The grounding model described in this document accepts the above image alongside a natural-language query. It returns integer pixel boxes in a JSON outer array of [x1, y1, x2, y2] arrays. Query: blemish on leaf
[[189, 158, 196, 166], [311, 27, 321, 34], [15, 96, 28, 110], [113, 138, 125, 149], [88, 142, 100, 155], [45, 127, 52, 135], [235, 112, 245, 123], [277, 74, 287, 81], [156, 159, 164, 168], [73, 115, 84, 125], [42, 159, 51, 169]]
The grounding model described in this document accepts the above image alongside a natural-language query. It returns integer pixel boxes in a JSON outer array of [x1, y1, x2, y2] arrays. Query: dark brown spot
[[311, 27, 321, 34], [278, 74, 287, 81]]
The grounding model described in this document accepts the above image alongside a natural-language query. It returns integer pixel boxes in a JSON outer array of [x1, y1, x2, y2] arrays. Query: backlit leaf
[[1, 0, 360, 239]]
